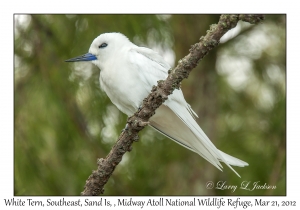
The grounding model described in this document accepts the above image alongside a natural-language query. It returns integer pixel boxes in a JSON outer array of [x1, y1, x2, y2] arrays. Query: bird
[[66, 32, 248, 177]]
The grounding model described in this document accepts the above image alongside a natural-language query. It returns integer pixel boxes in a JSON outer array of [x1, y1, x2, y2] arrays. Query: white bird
[[66, 32, 248, 177]]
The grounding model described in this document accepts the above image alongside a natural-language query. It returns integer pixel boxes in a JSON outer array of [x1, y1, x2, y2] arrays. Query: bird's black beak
[[65, 53, 97, 62]]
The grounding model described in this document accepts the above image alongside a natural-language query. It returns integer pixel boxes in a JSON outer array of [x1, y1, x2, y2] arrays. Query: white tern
[[66, 32, 248, 177]]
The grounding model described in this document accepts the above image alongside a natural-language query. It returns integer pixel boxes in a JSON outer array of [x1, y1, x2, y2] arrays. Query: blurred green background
[[14, 14, 286, 195]]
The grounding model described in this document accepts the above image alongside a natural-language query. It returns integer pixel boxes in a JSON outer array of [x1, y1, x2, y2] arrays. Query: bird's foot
[[121, 123, 129, 133], [137, 105, 143, 112]]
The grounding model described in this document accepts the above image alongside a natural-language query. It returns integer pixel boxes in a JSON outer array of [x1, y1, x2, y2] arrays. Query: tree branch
[[81, 14, 264, 196]]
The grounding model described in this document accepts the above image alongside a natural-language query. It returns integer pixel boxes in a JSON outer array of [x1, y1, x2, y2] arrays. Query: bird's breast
[[99, 66, 150, 116]]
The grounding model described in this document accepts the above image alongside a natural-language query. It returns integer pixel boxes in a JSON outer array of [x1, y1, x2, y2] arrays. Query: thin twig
[[81, 14, 265, 196]]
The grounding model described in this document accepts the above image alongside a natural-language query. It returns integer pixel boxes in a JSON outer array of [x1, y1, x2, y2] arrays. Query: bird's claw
[[121, 123, 129, 132], [138, 105, 143, 112]]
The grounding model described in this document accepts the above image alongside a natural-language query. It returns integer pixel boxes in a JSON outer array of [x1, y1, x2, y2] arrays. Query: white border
[[2, 1, 299, 209]]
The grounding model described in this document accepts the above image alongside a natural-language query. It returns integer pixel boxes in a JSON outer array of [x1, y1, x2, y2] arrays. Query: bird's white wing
[[128, 46, 248, 177], [129, 46, 198, 117], [128, 47, 169, 87], [133, 47, 171, 70]]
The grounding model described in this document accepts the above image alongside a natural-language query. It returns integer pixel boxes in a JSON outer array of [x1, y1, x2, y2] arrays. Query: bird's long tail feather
[[149, 104, 248, 177]]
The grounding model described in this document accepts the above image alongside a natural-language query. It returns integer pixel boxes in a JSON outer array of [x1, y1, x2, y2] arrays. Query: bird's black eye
[[99, 43, 108, 48]]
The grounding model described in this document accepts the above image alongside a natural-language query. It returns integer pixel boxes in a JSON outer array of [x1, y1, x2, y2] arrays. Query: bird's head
[[65, 32, 132, 68]]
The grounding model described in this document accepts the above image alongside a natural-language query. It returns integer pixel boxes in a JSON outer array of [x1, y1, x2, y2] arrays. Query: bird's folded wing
[[128, 46, 198, 118], [132, 47, 171, 70], [128, 45, 248, 177]]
